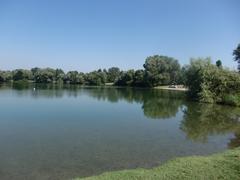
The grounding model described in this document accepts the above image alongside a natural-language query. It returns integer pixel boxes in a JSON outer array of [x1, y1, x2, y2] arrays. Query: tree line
[[1, 43, 240, 106], [0, 43, 239, 87], [0, 67, 119, 86], [0, 55, 192, 87]]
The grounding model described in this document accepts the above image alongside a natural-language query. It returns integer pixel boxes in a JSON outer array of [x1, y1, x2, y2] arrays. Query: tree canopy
[[216, 60, 222, 68], [185, 57, 240, 106], [143, 55, 181, 87], [233, 43, 240, 71]]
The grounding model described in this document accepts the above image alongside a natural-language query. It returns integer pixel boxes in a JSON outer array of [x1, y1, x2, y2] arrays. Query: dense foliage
[[216, 60, 222, 68], [185, 57, 240, 106], [143, 55, 181, 86], [115, 55, 182, 87], [233, 43, 240, 71], [85, 69, 107, 86], [0, 55, 183, 87], [0, 67, 108, 86]]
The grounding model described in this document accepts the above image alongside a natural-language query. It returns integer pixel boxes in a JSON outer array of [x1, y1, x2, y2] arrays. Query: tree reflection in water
[[228, 132, 240, 148], [180, 103, 240, 148], [1, 83, 240, 148]]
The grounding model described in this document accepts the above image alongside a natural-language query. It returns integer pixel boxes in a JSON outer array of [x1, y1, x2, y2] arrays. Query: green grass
[[76, 148, 240, 180]]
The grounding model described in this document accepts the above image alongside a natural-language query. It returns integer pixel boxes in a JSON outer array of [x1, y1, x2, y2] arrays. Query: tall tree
[[185, 57, 240, 106], [216, 60, 222, 68], [85, 70, 107, 85], [33, 68, 55, 83], [233, 43, 240, 71], [65, 71, 84, 84], [143, 55, 180, 86], [55, 69, 65, 82], [107, 67, 120, 82], [115, 70, 135, 86], [133, 69, 146, 86], [12, 69, 32, 81], [0, 71, 12, 82], [0, 71, 5, 82]]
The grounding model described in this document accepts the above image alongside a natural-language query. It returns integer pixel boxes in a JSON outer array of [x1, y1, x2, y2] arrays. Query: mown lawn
[[76, 148, 240, 180]]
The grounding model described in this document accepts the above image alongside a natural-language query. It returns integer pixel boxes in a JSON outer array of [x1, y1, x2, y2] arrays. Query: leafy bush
[[185, 58, 240, 106], [222, 94, 240, 107]]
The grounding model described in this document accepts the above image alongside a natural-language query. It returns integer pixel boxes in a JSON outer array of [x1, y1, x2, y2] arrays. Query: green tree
[[216, 60, 222, 68], [55, 69, 65, 82], [185, 57, 240, 106], [31, 67, 40, 76], [115, 70, 135, 86], [33, 68, 55, 83], [107, 67, 120, 83], [12, 70, 24, 81], [12, 69, 32, 81], [133, 69, 146, 86], [184, 57, 211, 99], [65, 71, 84, 84], [0, 71, 12, 82], [143, 55, 181, 87], [85, 69, 107, 85], [233, 43, 240, 71], [0, 71, 5, 82], [177, 66, 188, 85]]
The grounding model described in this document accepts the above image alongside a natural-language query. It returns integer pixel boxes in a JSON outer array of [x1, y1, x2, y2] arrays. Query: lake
[[0, 83, 239, 180]]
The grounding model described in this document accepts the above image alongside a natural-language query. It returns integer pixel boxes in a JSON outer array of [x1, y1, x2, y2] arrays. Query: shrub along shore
[[75, 148, 240, 180]]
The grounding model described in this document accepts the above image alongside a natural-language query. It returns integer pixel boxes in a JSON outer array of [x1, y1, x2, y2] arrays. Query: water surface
[[0, 84, 240, 180]]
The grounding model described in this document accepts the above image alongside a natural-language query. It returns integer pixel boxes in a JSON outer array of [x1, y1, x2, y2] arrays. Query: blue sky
[[0, 0, 239, 72]]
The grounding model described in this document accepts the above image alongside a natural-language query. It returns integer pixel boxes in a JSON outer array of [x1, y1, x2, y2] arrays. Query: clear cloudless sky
[[0, 0, 239, 72]]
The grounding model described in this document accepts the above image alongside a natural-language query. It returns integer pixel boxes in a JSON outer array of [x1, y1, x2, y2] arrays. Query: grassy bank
[[76, 148, 240, 180]]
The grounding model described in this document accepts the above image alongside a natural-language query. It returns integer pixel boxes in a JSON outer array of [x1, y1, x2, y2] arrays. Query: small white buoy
[[33, 88, 36, 91]]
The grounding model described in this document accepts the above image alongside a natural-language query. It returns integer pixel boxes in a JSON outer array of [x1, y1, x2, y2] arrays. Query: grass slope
[[76, 148, 240, 180]]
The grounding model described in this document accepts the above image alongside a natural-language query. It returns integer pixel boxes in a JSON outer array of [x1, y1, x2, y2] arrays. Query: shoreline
[[154, 86, 188, 91], [76, 148, 240, 180]]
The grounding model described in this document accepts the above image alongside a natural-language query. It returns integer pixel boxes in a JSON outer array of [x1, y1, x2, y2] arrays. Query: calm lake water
[[0, 83, 240, 180]]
